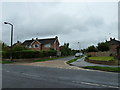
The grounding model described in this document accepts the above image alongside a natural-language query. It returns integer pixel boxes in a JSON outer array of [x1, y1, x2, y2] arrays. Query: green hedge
[[2, 50, 57, 59]]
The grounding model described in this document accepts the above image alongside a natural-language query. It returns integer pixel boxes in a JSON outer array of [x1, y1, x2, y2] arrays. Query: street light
[[78, 42, 80, 52], [4, 22, 13, 61]]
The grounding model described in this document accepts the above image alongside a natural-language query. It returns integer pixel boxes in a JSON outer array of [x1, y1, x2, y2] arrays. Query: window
[[34, 44, 39, 48], [29, 46, 32, 48], [45, 44, 50, 48]]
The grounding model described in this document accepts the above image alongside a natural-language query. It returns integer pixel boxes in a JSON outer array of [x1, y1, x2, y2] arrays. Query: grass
[[33, 56, 71, 62], [66, 56, 83, 64], [0, 61, 13, 64], [83, 66, 120, 72], [88, 56, 114, 61]]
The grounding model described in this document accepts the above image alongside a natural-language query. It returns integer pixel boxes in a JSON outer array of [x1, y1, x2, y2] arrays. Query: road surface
[[2, 64, 119, 88]]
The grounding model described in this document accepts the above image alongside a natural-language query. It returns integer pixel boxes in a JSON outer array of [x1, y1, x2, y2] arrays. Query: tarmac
[[70, 56, 120, 67]]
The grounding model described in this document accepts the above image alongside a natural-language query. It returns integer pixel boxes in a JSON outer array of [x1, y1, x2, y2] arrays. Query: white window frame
[[45, 44, 51, 48], [34, 44, 39, 48]]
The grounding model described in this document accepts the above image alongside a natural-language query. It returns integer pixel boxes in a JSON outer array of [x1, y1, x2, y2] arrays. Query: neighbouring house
[[87, 38, 120, 57], [106, 38, 120, 56], [21, 36, 60, 51]]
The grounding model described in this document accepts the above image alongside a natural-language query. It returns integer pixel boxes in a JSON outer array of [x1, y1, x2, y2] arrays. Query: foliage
[[2, 49, 57, 59], [12, 44, 28, 51], [97, 42, 109, 52], [60, 43, 73, 56], [88, 56, 114, 61], [86, 45, 98, 52]]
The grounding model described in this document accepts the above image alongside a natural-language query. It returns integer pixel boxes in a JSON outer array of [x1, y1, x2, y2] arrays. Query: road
[[2, 64, 119, 88]]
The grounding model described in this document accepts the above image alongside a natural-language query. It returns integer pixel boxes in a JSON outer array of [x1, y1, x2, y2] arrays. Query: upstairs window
[[29, 46, 32, 48], [34, 44, 39, 48], [45, 44, 50, 48]]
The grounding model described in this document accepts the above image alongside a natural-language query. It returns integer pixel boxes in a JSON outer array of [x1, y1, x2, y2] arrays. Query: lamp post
[[4, 22, 13, 61], [78, 42, 80, 52]]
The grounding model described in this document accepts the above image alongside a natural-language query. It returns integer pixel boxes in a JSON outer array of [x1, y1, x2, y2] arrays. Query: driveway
[[13, 56, 81, 70]]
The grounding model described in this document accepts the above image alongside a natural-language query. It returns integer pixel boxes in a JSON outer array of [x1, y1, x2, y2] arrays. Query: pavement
[[2, 64, 119, 88], [71, 56, 120, 67], [13, 56, 81, 70]]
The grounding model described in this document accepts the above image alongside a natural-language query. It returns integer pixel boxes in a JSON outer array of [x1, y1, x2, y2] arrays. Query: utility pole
[[4, 22, 13, 61], [78, 42, 80, 52]]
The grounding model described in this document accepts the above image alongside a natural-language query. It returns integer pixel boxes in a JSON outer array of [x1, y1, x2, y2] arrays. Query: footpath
[[70, 56, 120, 67]]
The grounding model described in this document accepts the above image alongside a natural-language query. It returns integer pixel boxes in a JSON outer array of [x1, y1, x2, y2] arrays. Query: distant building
[[106, 38, 120, 56], [22, 36, 60, 51]]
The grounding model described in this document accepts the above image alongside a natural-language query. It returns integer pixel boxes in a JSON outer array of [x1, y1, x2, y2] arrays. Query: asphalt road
[[2, 64, 119, 88], [55, 56, 75, 61]]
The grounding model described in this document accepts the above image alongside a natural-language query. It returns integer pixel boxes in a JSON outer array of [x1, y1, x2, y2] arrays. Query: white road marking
[[72, 81, 119, 88]]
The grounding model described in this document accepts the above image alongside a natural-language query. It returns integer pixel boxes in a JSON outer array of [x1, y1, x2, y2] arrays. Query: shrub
[[2, 49, 57, 59]]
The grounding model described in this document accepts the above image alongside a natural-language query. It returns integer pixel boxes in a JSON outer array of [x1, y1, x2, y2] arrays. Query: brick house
[[22, 36, 60, 51], [106, 38, 120, 56], [87, 38, 120, 57]]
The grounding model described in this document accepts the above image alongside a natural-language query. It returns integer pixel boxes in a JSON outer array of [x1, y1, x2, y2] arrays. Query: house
[[106, 38, 120, 56], [22, 36, 60, 51]]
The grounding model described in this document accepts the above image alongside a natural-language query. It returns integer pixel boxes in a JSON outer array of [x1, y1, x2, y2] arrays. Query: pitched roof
[[22, 37, 58, 46], [106, 38, 120, 45], [38, 38, 56, 44], [22, 40, 34, 46]]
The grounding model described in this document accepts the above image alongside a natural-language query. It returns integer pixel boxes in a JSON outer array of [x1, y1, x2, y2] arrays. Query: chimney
[[55, 36, 58, 39], [17, 41, 20, 43], [32, 38, 34, 40], [113, 38, 115, 40], [110, 37, 112, 41], [36, 38, 38, 40]]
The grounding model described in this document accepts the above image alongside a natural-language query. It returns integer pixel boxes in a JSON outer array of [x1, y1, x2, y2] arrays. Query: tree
[[86, 45, 98, 52], [12, 44, 28, 51], [97, 42, 109, 52], [60, 43, 72, 56]]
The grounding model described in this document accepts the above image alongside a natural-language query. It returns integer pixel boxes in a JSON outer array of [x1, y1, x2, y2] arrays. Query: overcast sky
[[1, 2, 118, 49]]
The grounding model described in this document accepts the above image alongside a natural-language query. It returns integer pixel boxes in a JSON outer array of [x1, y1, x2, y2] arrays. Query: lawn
[[83, 66, 120, 72], [88, 56, 114, 61], [66, 56, 83, 64]]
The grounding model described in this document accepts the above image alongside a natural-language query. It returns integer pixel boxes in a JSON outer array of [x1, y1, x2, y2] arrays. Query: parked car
[[75, 53, 83, 57]]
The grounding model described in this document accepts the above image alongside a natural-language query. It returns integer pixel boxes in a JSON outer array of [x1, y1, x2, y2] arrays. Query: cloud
[[2, 2, 118, 49]]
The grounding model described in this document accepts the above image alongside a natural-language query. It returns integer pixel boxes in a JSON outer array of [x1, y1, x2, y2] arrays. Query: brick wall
[[31, 41, 41, 51], [87, 51, 111, 57]]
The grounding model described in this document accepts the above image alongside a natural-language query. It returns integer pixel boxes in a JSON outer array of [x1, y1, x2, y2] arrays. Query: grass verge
[[33, 56, 71, 62], [83, 66, 120, 72], [88, 56, 114, 61], [66, 56, 83, 64], [0, 61, 13, 64]]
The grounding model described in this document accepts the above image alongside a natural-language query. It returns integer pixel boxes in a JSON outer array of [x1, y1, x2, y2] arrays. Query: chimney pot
[[36, 38, 38, 40]]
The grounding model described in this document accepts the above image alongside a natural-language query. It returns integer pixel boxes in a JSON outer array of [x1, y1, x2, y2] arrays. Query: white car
[[75, 53, 83, 57]]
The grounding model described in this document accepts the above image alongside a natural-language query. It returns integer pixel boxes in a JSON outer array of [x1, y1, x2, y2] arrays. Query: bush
[[87, 54, 92, 57], [2, 50, 57, 59]]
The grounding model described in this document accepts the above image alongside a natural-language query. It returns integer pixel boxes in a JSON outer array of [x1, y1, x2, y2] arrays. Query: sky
[[1, 1, 118, 50]]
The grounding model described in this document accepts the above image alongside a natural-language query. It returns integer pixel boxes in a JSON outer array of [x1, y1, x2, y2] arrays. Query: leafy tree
[[12, 44, 28, 51], [86, 45, 98, 52], [60, 43, 72, 56], [97, 42, 109, 52]]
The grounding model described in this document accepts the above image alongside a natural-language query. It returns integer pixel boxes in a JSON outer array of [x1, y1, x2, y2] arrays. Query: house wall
[[31, 41, 41, 51], [27, 39, 60, 51], [109, 45, 118, 55]]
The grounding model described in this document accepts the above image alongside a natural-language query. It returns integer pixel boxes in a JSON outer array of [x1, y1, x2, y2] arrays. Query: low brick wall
[[87, 51, 116, 57]]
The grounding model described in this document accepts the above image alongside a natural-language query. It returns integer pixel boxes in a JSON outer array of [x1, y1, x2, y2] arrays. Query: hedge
[[2, 50, 57, 59]]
